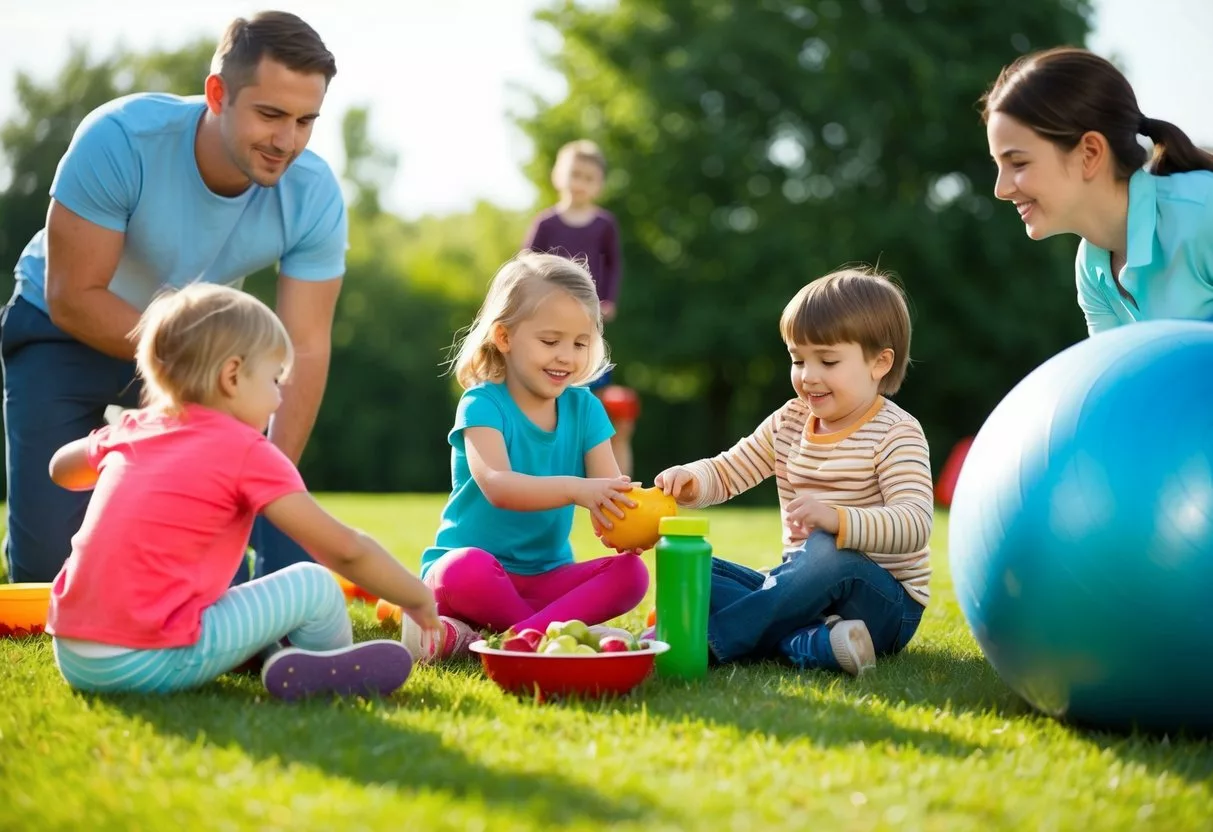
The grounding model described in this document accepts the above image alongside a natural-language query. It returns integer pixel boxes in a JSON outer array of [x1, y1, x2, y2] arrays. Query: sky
[[1, 0, 1211, 219]]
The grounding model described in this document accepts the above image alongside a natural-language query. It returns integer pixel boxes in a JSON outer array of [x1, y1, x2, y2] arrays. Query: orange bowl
[[0, 583, 51, 638], [598, 486, 677, 552], [470, 639, 669, 700]]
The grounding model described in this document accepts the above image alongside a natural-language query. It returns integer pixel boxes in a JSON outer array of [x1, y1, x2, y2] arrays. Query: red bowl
[[470, 639, 669, 700]]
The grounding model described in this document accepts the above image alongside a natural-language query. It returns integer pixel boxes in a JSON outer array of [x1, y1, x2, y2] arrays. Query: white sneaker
[[401, 614, 479, 664], [828, 619, 876, 676]]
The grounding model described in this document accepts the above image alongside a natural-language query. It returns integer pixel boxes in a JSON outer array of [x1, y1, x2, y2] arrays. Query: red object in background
[[600, 385, 640, 423], [935, 436, 974, 507]]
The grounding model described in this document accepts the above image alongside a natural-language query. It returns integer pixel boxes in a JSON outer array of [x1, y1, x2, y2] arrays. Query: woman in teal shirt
[[983, 46, 1213, 335]]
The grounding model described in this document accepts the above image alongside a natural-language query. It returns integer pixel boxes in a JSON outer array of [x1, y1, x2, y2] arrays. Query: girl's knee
[[608, 553, 651, 601], [427, 547, 505, 592], [287, 561, 347, 610]]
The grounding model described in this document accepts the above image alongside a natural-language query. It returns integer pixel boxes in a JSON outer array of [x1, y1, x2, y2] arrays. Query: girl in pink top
[[46, 284, 440, 701]]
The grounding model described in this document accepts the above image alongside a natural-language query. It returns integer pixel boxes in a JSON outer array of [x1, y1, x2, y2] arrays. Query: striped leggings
[[53, 562, 352, 694]]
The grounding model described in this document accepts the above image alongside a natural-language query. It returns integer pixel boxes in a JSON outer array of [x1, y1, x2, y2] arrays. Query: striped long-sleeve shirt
[[683, 396, 933, 606]]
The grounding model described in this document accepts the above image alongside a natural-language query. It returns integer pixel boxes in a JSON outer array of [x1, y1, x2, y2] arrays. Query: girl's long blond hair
[[449, 252, 610, 390], [133, 282, 293, 413]]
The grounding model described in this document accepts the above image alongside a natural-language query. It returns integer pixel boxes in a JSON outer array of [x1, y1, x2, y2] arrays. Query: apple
[[517, 628, 545, 650], [545, 619, 594, 646], [543, 634, 580, 654], [598, 636, 631, 653], [564, 620, 595, 646], [501, 634, 537, 653], [574, 644, 597, 654]]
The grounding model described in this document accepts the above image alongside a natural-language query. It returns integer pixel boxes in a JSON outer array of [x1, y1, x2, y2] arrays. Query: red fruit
[[598, 636, 631, 653], [517, 628, 545, 649], [501, 635, 537, 653]]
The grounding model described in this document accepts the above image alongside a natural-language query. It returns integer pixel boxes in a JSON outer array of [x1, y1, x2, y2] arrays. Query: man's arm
[[270, 274, 342, 464], [43, 202, 141, 360]]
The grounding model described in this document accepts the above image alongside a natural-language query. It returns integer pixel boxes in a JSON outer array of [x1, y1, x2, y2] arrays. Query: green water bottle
[[654, 516, 712, 680]]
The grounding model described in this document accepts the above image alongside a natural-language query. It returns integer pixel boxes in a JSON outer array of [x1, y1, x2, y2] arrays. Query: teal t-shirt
[[13, 92, 347, 313], [420, 382, 615, 578], [1075, 167, 1213, 335]]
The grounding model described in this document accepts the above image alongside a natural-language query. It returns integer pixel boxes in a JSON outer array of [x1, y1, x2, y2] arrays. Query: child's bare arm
[[49, 438, 99, 491], [262, 492, 439, 630], [465, 427, 633, 527]]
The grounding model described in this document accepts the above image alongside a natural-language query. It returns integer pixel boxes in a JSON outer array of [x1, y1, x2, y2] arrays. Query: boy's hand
[[785, 493, 839, 536], [655, 466, 699, 504], [571, 475, 637, 529]]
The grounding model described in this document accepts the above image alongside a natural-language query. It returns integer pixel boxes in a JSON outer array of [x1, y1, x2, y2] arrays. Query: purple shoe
[[261, 640, 413, 702]]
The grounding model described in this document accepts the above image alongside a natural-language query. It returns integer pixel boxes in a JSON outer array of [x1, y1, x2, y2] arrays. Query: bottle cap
[[658, 516, 709, 537]]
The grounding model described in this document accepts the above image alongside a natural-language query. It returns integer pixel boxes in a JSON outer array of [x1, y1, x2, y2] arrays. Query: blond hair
[[779, 268, 912, 394], [449, 252, 609, 390], [133, 283, 293, 413], [552, 139, 607, 179]]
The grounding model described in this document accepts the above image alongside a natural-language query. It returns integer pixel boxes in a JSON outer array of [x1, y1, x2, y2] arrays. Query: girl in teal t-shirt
[[403, 252, 650, 662]]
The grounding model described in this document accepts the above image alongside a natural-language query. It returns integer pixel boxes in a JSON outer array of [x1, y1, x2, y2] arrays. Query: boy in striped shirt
[[654, 269, 932, 675]]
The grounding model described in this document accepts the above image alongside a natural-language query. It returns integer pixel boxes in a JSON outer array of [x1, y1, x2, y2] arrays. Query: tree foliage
[[517, 0, 1092, 484]]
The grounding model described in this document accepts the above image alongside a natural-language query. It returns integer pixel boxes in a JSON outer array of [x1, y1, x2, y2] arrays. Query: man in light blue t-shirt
[[2, 12, 348, 583]]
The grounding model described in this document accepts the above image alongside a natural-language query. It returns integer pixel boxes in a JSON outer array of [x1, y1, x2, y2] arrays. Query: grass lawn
[[2, 494, 1210, 831]]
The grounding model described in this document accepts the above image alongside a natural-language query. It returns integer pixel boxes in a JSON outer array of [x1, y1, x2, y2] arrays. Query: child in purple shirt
[[522, 140, 622, 322]]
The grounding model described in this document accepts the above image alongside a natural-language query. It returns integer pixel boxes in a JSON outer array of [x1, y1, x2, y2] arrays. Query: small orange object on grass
[[331, 571, 379, 605], [0, 583, 51, 639], [375, 598, 403, 629]]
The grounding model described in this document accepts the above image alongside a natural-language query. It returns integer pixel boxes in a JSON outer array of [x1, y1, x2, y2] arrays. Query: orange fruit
[[598, 486, 678, 552], [331, 570, 378, 604], [375, 598, 403, 628]]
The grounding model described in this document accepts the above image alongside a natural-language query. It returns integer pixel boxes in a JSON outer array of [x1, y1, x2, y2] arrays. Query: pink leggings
[[423, 547, 650, 633]]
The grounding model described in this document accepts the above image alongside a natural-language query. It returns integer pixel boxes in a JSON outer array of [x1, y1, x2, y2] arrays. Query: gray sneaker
[[828, 620, 876, 676]]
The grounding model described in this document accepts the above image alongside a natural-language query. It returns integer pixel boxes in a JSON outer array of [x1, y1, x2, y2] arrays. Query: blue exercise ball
[[950, 320, 1213, 734]]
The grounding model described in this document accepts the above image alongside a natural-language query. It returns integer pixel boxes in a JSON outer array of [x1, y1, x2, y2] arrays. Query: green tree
[[0, 38, 530, 496], [518, 0, 1091, 486], [341, 106, 399, 219], [0, 39, 215, 289]]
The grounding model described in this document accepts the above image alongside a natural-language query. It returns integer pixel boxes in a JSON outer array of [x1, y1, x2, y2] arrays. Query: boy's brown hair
[[779, 267, 912, 394], [211, 11, 337, 99]]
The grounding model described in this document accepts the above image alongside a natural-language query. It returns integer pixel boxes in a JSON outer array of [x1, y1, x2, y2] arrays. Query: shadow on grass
[[97, 679, 662, 829], [506, 659, 989, 758], [871, 648, 1031, 717]]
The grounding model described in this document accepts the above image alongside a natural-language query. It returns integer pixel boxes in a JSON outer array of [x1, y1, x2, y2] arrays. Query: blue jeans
[[707, 530, 923, 663], [0, 295, 310, 584]]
